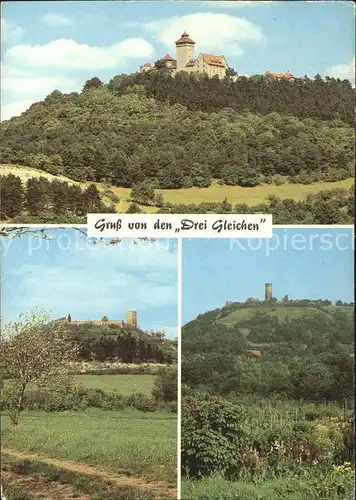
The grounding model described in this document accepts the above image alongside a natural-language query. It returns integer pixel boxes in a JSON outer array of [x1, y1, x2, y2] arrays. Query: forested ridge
[[69, 322, 177, 364], [182, 300, 354, 401], [1, 71, 354, 191]]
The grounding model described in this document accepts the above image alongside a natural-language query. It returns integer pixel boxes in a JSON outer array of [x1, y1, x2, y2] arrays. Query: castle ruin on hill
[[56, 310, 138, 328]]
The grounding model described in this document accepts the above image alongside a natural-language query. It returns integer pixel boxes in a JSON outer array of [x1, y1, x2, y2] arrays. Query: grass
[[217, 303, 354, 328], [152, 178, 354, 206], [73, 374, 155, 396], [219, 305, 333, 327], [181, 474, 349, 500], [2, 457, 155, 500], [2, 164, 353, 213], [2, 409, 177, 484]]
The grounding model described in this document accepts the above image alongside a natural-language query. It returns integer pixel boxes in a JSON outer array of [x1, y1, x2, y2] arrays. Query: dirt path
[[2, 448, 177, 499], [2, 469, 91, 499]]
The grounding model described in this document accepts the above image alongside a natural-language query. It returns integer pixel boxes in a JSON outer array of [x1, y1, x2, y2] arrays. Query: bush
[[125, 392, 157, 412], [103, 189, 119, 203], [151, 366, 177, 402], [181, 394, 247, 478]]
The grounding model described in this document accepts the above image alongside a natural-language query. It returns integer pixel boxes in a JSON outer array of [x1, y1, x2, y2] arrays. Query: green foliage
[[0, 174, 112, 222], [131, 181, 156, 205], [182, 394, 247, 477], [151, 366, 177, 402], [0, 173, 24, 219], [182, 302, 354, 401], [1, 73, 354, 193], [69, 323, 177, 364], [0, 384, 177, 413]]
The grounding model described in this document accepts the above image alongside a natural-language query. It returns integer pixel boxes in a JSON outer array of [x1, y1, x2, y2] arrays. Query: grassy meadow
[[74, 374, 155, 396], [2, 409, 176, 483], [1, 371, 177, 499]]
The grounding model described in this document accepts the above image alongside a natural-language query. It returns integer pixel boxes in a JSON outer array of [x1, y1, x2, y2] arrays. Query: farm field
[[2, 409, 177, 498], [74, 374, 155, 396]]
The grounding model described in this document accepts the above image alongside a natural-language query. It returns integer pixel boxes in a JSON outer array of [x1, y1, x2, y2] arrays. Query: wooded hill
[[69, 322, 177, 364], [1, 71, 354, 191], [182, 300, 354, 401]]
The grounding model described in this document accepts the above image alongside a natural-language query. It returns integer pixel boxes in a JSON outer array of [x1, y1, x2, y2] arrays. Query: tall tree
[[0, 310, 78, 425]]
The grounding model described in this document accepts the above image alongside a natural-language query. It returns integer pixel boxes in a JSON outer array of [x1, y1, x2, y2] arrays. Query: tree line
[[0, 174, 114, 222], [109, 71, 355, 125]]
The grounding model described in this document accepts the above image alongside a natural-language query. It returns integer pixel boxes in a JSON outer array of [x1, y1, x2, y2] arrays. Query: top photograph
[[0, 0, 354, 225]]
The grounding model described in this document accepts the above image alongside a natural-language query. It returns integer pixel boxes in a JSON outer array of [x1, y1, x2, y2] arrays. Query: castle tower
[[175, 31, 195, 72], [126, 311, 137, 328], [265, 283, 273, 301]]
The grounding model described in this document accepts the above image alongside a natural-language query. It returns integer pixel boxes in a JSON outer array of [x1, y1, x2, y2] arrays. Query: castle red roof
[[175, 31, 195, 45], [162, 53, 175, 61], [200, 53, 226, 68]]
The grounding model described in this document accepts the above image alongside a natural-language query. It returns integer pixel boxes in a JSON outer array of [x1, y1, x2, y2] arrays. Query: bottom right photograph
[[181, 227, 354, 500]]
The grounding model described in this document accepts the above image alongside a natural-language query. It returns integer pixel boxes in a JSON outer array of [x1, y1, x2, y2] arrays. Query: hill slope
[[182, 300, 354, 400], [1, 73, 354, 191]]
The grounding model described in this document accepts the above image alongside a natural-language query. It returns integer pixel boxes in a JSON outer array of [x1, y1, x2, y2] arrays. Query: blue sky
[[1, 1, 354, 120], [182, 227, 354, 324], [1, 230, 178, 337]]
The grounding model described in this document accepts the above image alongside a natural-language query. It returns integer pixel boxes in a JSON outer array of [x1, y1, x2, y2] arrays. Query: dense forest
[[1, 71, 354, 191], [182, 300, 354, 401]]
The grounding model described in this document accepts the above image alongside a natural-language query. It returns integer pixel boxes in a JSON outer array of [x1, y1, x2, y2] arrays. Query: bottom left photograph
[[0, 227, 178, 500]]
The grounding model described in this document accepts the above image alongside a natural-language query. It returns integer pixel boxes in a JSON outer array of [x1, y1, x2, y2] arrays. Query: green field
[[74, 374, 155, 396], [2, 409, 176, 484], [152, 178, 354, 206]]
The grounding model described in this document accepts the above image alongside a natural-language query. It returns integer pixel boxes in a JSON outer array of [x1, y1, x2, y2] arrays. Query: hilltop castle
[[140, 32, 229, 79], [56, 310, 138, 328]]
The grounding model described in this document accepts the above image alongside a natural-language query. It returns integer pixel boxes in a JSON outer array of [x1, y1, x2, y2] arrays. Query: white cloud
[[200, 1, 273, 8], [41, 13, 74, 27], [5, 37, 155, 70], [2, 66, 78, 96], [1, 19, 24, 44], [144, 12, 262, 57], [1, 65, 80, 121], [327, 58, 355, 85], [1, 100, 34, 121], [3, 236, 178, 326]]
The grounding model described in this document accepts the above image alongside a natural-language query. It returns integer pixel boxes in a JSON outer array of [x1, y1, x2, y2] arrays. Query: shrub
[[181, 394, 247, 478], [103, 189, 119, 203], [151, 366, 177, 402], [125, 392, 157, 412]]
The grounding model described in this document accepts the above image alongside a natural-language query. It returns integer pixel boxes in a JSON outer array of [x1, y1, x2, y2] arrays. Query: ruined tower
[[175, 31, 195, 72], [265, 283, 273, 301], [126, 311, 137, 328]]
